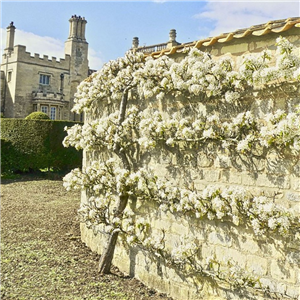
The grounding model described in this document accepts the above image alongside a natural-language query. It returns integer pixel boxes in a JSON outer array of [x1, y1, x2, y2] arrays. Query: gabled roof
[[138, 17, 300, 58]]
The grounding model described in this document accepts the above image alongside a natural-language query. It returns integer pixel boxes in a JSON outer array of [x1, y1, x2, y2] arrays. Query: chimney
[[6, 21, 16, 52], [68, 15, 87, 41], [132, 37, 139, 49]]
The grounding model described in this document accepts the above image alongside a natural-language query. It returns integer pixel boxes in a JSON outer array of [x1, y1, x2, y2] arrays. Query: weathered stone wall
[[81, 82, 300, 300]]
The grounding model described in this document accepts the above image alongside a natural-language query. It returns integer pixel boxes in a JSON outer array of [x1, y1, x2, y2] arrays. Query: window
[[41, 106, 48, 114], [50, 107, 56, 120], [39, 74, 50, 85], [8, 71, 12, 82]]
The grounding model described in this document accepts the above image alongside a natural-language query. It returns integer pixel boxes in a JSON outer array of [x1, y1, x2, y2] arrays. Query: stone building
[[1, 15, 92, 120]]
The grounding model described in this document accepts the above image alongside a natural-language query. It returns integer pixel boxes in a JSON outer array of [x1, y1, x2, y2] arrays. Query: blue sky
[[1, 1, 299, 70]]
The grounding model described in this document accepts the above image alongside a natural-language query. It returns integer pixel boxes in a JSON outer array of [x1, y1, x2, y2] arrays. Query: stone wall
[[81, 82, 300, 300]]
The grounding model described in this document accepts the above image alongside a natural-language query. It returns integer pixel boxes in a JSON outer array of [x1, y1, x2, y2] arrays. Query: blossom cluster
[[153, 181, 296, 236], [137, 37, 299, 102], [63, 104, 300, 156], [72, 50, 145, 113], [260, 107, 300, 152], [138, 108, 300, 154], [64, 164, 297, 237], [64, 37, 300, 158], [72, 37, 299, 114]]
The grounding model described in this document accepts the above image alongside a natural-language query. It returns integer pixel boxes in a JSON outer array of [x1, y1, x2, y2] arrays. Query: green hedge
[[1, 119, 83, 173], [1, 138, 21, 173]]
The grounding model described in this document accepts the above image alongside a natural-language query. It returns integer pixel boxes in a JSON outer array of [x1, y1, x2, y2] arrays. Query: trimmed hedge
[[1, 119, 83, 173], [1, 138, 21, 173], [25, 112, 50, 120]]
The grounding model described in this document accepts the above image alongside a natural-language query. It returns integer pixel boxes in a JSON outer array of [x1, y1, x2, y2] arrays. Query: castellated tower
[[0, 16, 90, 121], [65, 15, 89, 121]]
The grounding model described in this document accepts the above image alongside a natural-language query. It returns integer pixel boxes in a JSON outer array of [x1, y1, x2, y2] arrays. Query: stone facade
[[81, 18, 300, 300], [1, 16, 91, 120]]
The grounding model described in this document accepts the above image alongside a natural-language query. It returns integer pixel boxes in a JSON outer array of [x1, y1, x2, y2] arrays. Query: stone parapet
[[1, 45, 71, 70]]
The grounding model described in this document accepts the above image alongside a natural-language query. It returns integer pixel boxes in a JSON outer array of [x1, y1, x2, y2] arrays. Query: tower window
[[7, 71, 12, 82], [39, 74, 50, 85]]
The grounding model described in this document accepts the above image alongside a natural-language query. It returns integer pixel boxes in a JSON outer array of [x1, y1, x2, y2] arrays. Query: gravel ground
[[1, 174, 173, 300]]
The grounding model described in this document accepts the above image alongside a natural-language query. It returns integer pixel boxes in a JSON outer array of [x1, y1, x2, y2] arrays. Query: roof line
[[139, 17, 300, 58]]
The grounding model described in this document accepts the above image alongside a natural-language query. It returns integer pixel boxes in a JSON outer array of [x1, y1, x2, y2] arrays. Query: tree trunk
[[98, 89, 131, 274], [98, 194, 129, 274], [98, 230, 119, 274]]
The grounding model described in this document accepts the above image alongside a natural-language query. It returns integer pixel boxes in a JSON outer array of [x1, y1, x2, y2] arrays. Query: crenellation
[[3, 45, 72, 69]]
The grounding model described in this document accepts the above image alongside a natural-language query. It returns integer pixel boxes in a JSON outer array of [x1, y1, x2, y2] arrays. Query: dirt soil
[[1, 174, 173, 300]]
